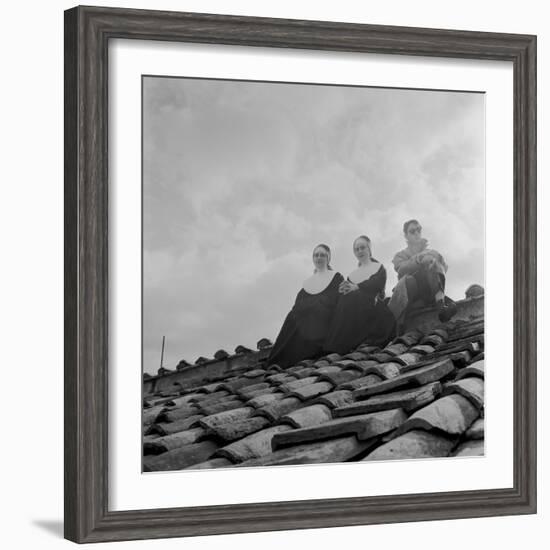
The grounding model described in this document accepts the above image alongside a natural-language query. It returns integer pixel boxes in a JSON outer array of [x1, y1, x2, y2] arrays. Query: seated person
[[323, 235, 395, 355], [268, 244, 343, 368], [388, 219, 457, 326]]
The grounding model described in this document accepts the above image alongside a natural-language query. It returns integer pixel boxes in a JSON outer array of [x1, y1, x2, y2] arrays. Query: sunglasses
[[313, 252, 329, 257], [408, 226, 422, 234]]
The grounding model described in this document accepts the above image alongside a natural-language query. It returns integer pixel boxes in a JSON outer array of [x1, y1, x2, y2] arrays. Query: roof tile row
[[143, 311, 485, 472]]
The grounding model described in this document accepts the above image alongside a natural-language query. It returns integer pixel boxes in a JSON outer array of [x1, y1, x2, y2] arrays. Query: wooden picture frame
[[64, 5, 536, 543]]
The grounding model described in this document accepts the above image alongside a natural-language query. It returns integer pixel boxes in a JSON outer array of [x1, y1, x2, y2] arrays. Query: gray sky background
[[143, 77, 485, 374]]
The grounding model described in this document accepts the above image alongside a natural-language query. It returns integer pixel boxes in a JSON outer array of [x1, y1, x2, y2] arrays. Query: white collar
[[302, 270, 337, 295]]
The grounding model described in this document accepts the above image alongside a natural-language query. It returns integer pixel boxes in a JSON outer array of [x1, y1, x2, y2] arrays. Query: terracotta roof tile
[[288, 381, 334, 401], [353, 359, 455, 399], [279, 376, 318, 393], [143, 427, 206, 455], [210, 416, 271, 442], [214, 349, 230, 360], [164, 394, 203, 407], [368, 352, 394, 363], [382, 343, 409, 356], [266, 364, 283, 373], [410, 344, 436, 355], [455, 362, 485, 381], [296, 359, 316, 368], [334, 382, 442, 417], [235, 345, 252, 354], [312, 390, 354, 409], [339, 373, 384, 391], [442, 378, 484, 411], [396, 394, 479, 436], [356, 345, 381, 354], [150, 395, 182, 407], [257, 338, 272, 350], [266, 373, 297, 385], [438, 338, 483, 354], [448, 323, 484, 342], [220, 377, 265, 393], [286, 365, 305, 374], [315, 365, 343, 376], [279, 404, 333, 428], [143, 440, 219, 471], [236, 382, 271, 399], [238, 435, 376, 467], [197, 397, 244, 416], [239, 386, 275, 401], [189, 390, 230, 405], [342, 351, 370, 361], [343, 359, 380, 374], [156, 405, 200, 423], [420, 333, 445, 347], [243, 368, 268, 379], [318, 369, 362, 386], [394, 352, 423, 366], [199, 407, 254, 435], [246, 392, 284, 409], [393, 330, 423, 346], [215, 425, 293, 463], [361, 361, 402, 380], [465, 418, 484, 439], [363, 430, 456, 460], [272, 409, 407, 450], [291, 366, 318, 379], [143, 405, 166, 427], [146, 415, 203, 436], [255, 396, 303, 422], [331, 359, 363, 369], [430, 328, 449, 340], [449, 350, 473, 368]]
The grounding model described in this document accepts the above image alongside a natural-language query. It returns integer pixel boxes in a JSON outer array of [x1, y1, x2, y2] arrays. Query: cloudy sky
[[142, 76, 485, 374]]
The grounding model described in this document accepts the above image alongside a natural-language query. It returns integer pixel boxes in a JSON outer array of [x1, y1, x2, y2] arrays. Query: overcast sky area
[[143, 76, 485, 374]]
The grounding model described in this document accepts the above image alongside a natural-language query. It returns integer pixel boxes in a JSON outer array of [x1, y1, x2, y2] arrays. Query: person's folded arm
[[394, 252, 420, 278]]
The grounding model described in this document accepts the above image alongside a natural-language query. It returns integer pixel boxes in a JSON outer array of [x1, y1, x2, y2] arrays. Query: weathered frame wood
[[64, 5, 537, 543]]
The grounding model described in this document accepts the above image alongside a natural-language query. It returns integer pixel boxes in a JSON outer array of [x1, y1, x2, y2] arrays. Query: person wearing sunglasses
[[323, 235, 395, 354], [267, 244, 344, 368], [388, 219, 457, 328]]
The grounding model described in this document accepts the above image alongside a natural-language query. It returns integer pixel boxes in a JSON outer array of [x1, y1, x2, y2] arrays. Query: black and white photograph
[[142, 75, 486, 472]]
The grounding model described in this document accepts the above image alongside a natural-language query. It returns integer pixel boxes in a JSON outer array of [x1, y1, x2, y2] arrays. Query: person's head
[[403, 219, 423, 245], [312, 244, 332, 272], [353, 235, 372, 265]]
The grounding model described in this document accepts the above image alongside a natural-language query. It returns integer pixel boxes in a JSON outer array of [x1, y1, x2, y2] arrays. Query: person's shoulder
[[373, 261, 385, 274]]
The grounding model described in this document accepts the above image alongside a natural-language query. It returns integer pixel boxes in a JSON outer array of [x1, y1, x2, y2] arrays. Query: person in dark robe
[[323, 235, 395, 355], [387, 219, 457, 328], [267, 244, 344, 368]]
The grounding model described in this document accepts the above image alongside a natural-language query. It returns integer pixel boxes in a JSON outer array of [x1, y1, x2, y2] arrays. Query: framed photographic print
[[64, 5, 536, 543]]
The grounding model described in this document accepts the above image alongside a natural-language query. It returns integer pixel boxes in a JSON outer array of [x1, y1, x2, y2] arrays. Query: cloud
[[142, 77, 485, 373]]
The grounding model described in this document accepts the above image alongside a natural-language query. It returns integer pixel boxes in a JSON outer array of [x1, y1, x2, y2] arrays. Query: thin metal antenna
[[160, 335, 165, 370]]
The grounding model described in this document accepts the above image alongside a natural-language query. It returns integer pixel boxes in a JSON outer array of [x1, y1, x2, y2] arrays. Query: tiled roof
[[143, 295, 485, 472]]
